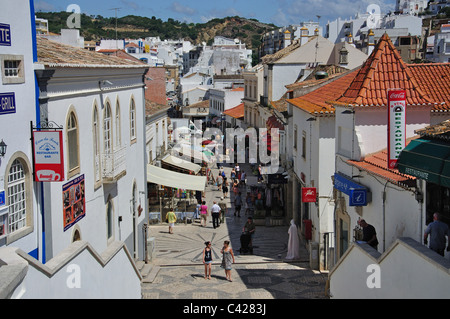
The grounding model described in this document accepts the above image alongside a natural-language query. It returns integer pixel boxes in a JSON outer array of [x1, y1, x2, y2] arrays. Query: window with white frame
[[67, 111, 80, 173], [130, 98, 136, 141], [104, 102, 112, 154], [1, 54, 25, 84], [93, 105, 101, 182], [7, 159, 27, 234], [115, 101, 121, 149]]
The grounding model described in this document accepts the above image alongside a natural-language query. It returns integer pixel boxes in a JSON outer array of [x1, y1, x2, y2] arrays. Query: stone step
[[142, 265, 160, 283]]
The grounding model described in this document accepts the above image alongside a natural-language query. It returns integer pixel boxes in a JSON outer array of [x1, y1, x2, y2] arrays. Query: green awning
[[397, 138, 450, 188]]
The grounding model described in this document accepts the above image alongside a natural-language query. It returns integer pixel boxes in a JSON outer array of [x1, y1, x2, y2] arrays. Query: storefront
[[397, 137, 450, 226]]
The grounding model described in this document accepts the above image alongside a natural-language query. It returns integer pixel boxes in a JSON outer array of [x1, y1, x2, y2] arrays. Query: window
[[1, 54, 25, 84], [93, 105, 101, 182], [104, 102, 113, 154], [294, 125, 298, 150], [67, 111, 80, 173], [106, 199, 114, 242], [302, 131, 307, 159], [115, 101, 121, 149], [7, 159, 26, 234], [130, 98, 136, 141]]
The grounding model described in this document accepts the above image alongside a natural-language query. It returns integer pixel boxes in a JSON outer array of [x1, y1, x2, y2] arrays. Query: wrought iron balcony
[[102, 146, 126, 182]]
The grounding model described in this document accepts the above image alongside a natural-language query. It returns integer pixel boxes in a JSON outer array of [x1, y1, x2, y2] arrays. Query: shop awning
[[397, 138, 450, 188], [147, 165, 207, 191], [161, 155, 202, 175]]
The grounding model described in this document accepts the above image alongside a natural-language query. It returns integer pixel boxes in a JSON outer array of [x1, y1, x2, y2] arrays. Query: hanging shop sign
[[387, 89, 406, 169], [33, 130, 65, 182], [0, 23, 11, 46], [302, 187, 317, 203], [63, 174, 85, 231], [333, 173, 371, 206], [0, 92, 16, 115]]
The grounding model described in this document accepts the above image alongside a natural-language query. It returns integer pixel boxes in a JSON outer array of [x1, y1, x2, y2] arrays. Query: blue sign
[[0, 92, 16, 115], [0, 191, 5, 206], [334, 173, 370, 206], [0, 23, 11, 46]]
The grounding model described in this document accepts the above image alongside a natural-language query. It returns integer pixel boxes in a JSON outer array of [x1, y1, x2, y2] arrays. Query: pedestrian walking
[[211, 201, 221, 229], [359, 219, 379, 250], [200, 201, 208, 227], [166, 211, 177, 234], [218, 197, 227, 223], [234, 191, 242, 217], [203, 241, 213, 279], [216, 173, 223, 191], [424, 212, 449, 256], [221, 240, 235, 282], [240, 170, 246, 186], [222, 178, 229, 198]]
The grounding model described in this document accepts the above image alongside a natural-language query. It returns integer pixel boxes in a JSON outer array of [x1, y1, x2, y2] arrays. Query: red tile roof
[[336, 33, 433, 107], [347, 140, 417, 189], [407, 63, 450, 112], [223, 103, 244, 119], [287, 69, 359, 115]]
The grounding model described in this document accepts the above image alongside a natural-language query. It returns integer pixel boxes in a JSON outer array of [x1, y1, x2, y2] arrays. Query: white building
[[35, 36, 149, 262], [0, 0, 146, 299], [396, 0, 429, 14], [430, 24, 450, 62], [0, 0, 40, 259]]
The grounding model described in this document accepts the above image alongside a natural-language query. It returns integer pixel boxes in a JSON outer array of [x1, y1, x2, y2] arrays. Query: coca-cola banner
[[302, 187, 317, 203], [387, 89, 406, 169]]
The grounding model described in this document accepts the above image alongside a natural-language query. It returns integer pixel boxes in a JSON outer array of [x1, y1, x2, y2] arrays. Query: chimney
[[300, 26, 309, 46], [284, 30, 291, 48]]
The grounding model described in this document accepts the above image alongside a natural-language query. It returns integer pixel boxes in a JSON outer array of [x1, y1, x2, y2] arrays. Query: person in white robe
[[286, 219, 300, 260]]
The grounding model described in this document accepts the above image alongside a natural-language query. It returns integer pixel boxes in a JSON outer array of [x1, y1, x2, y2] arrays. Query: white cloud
[[170, 2, 196, 16], [34, 0, 58, 12]]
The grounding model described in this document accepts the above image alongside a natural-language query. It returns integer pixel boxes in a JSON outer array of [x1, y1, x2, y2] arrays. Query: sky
[[34, 0, 397, 27]]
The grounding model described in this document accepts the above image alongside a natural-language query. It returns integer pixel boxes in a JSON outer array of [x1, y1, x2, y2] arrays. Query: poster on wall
[[387, 89, 406, 169], [33, 130, 65, 182], [63, 175, 85, 231]]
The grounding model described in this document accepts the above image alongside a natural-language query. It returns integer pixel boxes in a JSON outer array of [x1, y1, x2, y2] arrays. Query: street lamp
[[0, 140, 7, 157]]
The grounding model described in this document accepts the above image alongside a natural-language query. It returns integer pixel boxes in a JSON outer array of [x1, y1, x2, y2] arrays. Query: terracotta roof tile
[[36, 37, 147, 68], [347, 141, 417, 189], [336, 34, 432, 107], [407, 63, 450, 112], [223, 103, 244, 119], [287, 69, 359, 115]]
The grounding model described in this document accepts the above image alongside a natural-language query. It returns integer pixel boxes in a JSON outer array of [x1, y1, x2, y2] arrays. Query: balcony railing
[[102, 146, 126, 181]]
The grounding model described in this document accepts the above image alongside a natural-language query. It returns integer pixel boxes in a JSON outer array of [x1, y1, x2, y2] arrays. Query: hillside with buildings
[[35, 12, 277, 50]]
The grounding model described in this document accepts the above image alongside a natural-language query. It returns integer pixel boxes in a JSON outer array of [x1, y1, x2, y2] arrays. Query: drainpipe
[[382, 180, 388, 252]]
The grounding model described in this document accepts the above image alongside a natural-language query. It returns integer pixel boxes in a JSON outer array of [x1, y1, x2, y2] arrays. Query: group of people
[[197, 199, 227, 229], [202, 217, 256, 281], [202, 240, 235, 281]]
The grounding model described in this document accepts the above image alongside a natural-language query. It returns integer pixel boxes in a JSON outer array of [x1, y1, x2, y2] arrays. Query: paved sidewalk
[[141, 162, 329, 299]]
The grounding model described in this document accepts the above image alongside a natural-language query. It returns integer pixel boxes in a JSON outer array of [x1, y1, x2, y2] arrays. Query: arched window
[[115, 100, 121, 149], [93, 105, 101, 182], [7, 159, 27, 234], [67, 110, 80, 174], [130, 98, 136, 141], [106, 199, 114, 243], [104, 102, 113, 154]]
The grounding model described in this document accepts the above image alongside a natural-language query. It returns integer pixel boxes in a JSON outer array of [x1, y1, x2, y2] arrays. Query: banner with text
[[33, 130, 65, 182], [387, 89, 406, 169]]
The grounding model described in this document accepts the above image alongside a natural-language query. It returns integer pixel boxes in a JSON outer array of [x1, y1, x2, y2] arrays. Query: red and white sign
[[33, 130, 65, 182], [302, 187, 317, 203], [387, 89, 406, 169]]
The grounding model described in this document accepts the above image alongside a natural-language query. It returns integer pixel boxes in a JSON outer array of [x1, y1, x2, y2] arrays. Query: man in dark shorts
[[360, 219, 379, 251]]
